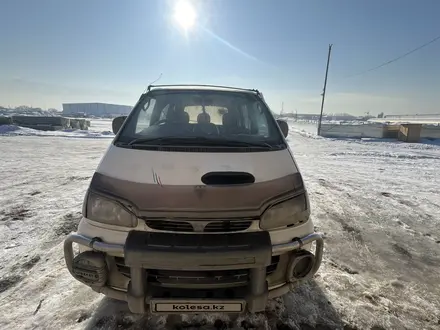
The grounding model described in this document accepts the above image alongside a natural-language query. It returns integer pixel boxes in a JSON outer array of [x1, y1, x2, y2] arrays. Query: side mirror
[[276, 119, 289, 138], [112, 116, 127, 134]]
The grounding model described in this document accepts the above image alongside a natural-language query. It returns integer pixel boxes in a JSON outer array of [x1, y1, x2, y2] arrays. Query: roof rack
[[147, 84, 260, 94]]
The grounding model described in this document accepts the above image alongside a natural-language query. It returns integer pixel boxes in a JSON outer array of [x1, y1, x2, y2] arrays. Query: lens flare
[[173, 1, 196, 30]]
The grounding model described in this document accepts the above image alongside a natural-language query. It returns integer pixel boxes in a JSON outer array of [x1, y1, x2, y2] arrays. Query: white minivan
[[64, 84, 323, 315]]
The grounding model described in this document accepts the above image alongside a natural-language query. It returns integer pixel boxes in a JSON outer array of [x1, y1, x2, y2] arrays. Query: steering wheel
[[192, 123, 220, 136], [213, 125, 220, 135]]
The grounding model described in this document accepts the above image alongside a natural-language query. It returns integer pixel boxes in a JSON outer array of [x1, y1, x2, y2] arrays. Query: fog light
[[286, 250, 315, 282], [72, 251, 108, 287]]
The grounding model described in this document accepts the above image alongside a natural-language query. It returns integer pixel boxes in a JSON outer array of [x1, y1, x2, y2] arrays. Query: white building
[[370, 113, 440, 125], [62, 103, 132, 117]]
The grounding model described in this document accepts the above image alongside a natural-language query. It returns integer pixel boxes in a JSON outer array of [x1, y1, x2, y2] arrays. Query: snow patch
[[0, 119, 114, 139], [0, 125, 21, 134]]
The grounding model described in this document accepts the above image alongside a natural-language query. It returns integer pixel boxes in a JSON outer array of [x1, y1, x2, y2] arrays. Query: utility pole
[[317, 44, 333, 136]]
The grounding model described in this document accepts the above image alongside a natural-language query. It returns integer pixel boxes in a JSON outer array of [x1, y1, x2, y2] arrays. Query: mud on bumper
[[64, 231, 323, 314]]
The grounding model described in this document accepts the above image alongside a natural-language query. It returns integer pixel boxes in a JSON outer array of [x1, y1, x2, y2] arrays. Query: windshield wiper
[[127, 136, 199, 145], [209, 139, 275, 149], [125, 136, 277, 149]]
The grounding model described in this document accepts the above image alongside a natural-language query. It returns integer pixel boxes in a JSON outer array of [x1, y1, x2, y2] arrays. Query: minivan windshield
[[115, 89, 286, 149]]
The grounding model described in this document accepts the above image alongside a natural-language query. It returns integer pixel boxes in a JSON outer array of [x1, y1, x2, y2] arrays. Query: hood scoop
[[201, 171, 255, 186]]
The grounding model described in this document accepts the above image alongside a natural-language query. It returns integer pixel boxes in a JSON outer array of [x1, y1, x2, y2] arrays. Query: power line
[[345, 34, 440, 79]]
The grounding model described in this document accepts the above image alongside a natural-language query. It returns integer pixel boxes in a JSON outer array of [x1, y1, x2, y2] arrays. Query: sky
[[0, 0, 439, 115]]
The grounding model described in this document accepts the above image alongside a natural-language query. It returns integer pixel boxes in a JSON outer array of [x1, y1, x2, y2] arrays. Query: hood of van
[[90, 144, 303, 217]]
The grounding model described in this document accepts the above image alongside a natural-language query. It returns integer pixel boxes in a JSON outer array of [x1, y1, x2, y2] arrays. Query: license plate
[[150, 299, 245, 313]]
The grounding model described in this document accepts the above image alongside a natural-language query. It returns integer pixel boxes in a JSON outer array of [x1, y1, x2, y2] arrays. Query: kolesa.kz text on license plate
[[151, 300, 245, 313]]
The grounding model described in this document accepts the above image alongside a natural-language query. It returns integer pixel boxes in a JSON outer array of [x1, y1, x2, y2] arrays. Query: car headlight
[[86, 191, 137, 227], [260, 193, 307, 230]]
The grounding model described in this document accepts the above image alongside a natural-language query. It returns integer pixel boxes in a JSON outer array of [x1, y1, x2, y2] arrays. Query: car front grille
[[114, 256, 130, 277], [145, 220, 193, 232], [148, 269, 249, 288], [204, 220, 252, 232], [144, 219, 253, 233], [266, 256, 280, 276], [114, 255, 280, 283]]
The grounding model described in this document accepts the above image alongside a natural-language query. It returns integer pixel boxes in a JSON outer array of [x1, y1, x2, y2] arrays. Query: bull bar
[[64, 231, 323, 313]]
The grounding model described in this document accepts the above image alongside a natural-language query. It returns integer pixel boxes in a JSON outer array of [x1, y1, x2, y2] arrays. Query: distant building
[[384, 113, 440, 121], [369, 113, 440, 125], [62, 103, 132, 118], [290, 113, 357, 121]]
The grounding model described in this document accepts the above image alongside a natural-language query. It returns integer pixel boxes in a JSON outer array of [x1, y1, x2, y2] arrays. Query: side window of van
[[135, 98, 156, 133], [240, 105, 251, 130], [159, 104, 170, 121], [254, 102, 269, 136], [240, 102, 269, 136]]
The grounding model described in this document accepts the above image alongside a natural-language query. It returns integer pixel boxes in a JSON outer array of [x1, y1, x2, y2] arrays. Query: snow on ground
[[0, 119, 439, 330], [0, 118, 114, 139]]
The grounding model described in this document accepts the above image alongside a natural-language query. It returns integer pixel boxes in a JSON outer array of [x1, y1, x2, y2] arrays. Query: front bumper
[[64, 231, 323, 314]]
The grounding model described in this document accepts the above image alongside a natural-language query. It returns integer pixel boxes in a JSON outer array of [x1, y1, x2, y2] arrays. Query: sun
[[173, 1, 197, 30]]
